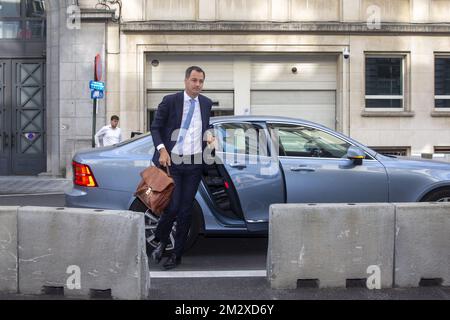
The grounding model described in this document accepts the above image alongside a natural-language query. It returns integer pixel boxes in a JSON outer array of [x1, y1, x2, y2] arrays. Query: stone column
[[44, 0, 61, 177], [45, 0, 113, 178]]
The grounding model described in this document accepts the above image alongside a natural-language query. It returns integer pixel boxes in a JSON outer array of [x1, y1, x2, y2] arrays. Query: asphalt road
[[1, 194, 449, 301]]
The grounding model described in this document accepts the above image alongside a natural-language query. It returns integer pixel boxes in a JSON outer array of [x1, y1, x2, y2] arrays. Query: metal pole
[[92, 98, 97, 148]]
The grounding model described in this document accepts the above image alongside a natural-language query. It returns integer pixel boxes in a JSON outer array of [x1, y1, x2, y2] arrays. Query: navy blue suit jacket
[[150, 91, 213, 166]]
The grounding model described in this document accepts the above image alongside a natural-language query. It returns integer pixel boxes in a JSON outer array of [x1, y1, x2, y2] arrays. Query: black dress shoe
[[151, 242, 167, 264], [163, 253, 181, 270]]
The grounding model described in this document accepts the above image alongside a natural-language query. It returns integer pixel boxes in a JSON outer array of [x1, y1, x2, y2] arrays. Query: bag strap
[[157, 164, 171, 177], [165, 165, 171, 177]]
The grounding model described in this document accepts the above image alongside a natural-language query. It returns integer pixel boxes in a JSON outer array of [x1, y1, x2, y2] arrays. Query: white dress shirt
[[157, 91, 203, 155], [95, 125, 122, 147]]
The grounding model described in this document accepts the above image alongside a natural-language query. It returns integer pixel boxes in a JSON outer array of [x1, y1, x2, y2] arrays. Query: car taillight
[[224, 181, 230, 189], [72, 161, 98, 187]]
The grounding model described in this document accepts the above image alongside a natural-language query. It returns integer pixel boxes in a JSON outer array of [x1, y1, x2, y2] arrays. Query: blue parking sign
[[91, 90, 104, 99]]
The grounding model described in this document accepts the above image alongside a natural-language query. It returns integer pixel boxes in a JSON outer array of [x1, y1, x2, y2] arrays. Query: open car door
[[213, 121, 285, 231]]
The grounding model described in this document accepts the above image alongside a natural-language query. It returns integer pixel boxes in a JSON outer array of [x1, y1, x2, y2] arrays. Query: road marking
[[149, 270, 267, 278]]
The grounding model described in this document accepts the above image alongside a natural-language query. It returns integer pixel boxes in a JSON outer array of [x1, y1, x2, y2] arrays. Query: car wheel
[[129, 198, 202, 256], [421, 188, 450, 202]]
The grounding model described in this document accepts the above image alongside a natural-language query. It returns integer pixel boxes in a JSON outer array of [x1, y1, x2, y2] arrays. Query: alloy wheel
[[144, 209, 176, 251]]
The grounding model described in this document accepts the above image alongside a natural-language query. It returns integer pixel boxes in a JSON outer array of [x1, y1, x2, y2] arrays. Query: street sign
[[91, 54, 103, 148], [89, 80, 105, 91], [95, 54, 102, 81], [91, 90, 104, 99]]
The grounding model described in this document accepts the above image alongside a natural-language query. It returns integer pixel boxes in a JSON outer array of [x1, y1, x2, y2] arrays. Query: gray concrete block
[[140, 243, 150, 299], [267, 203, 395, 289], [0, 207, 19, 293], [394, 202, 450, 287], [18, 207, 149, 299]]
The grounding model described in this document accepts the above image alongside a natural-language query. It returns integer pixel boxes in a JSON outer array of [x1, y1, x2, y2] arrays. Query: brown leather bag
[[134, 165, 175, 216]]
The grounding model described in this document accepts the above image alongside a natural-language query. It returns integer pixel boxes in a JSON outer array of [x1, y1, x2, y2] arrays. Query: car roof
[[210, 115, 378, 157], [211, 115, 323, 128]]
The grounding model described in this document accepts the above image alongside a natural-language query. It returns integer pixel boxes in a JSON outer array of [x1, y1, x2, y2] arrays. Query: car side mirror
[[346, 146, 365, 165]]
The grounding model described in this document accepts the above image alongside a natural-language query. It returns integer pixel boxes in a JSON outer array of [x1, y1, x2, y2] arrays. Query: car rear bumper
[[65, 186, 133, 210]]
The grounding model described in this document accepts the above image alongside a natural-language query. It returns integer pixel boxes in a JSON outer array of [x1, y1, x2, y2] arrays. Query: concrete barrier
[[394, 202, 450, 287], [267, 203, 395, 289], [18, 207, 149, 299], [0, 207, 19, 293]]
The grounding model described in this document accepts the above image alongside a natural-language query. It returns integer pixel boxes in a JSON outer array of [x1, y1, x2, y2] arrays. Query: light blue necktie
[[177, 98, 196, 154]]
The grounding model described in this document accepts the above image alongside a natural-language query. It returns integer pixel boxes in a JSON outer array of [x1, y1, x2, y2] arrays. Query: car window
[[214, 122, 266, 156], [268, 124, 351, 158]]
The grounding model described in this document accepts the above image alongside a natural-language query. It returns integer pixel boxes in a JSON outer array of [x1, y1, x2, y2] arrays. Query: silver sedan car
[[65, 116, 450, 253]]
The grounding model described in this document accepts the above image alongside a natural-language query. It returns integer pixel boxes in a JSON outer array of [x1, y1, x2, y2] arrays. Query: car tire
[[129, 198, 202, 256], [420, 188, 450, 202]]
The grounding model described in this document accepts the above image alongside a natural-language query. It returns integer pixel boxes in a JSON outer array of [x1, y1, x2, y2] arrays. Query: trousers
[[155, 160, 203, 257]]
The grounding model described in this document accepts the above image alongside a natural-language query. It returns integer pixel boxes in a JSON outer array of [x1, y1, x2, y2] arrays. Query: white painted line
[[149, 269, 267, 279]]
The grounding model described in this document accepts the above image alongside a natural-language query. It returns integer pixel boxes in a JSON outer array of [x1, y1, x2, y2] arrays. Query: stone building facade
[[2, 0, 450, 177]]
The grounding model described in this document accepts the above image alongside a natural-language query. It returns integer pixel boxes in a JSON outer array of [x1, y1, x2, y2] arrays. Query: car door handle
[[290, 166, 315, 172], [229, 163, 247, 169]]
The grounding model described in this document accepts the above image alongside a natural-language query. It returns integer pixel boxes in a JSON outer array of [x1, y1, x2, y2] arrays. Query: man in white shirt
[[94, 115, 123, 147]]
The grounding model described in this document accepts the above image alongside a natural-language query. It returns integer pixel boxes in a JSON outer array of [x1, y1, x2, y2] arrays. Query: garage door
[[147, 90, 234, 131], [147, 90, 234, 112], [145, 54, 338, 129], [146, 54, 234, 91], [146, 55, 235, 122], [250, 90, 336, 129], [250, 55, 337, 129]]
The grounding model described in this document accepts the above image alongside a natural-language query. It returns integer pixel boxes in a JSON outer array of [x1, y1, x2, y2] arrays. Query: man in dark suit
[[150, 66, 213, 269]]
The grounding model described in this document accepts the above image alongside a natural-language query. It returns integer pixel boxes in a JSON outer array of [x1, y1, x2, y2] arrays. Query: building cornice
[[121, 21, 450, 34], [80, 9, 116, 21]]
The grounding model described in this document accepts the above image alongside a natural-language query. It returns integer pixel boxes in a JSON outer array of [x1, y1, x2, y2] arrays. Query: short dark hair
[[185, 66, 205, 80], [111, 115, 119, 121]]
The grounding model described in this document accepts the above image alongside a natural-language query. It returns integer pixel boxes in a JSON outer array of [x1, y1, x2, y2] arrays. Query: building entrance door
[[0, 59, 46, 175]]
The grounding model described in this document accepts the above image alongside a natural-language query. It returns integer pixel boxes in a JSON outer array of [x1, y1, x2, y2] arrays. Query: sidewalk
[[0, 176, 72, 195]]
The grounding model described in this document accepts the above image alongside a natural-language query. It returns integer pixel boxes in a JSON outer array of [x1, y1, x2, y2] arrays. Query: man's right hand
[[159, 148, 171, 167]]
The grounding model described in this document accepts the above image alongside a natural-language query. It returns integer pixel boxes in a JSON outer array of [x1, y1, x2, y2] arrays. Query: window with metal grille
[[435, 56, 450, 108], [365, 57, 404, 110], [434, 146, 450, 154]]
